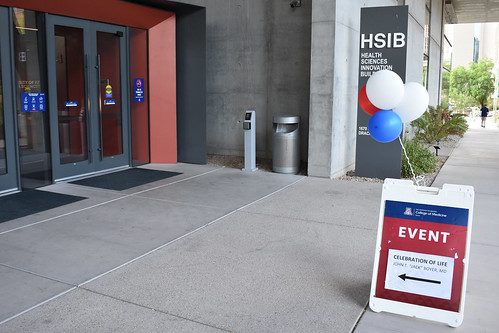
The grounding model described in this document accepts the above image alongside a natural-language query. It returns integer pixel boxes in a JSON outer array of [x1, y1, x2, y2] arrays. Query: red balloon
[[358, 85, 381, 116]]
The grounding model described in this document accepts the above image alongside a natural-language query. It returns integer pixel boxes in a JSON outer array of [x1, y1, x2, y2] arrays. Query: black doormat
[[0, 190, 87, 223], [69, 168, 182, 191]]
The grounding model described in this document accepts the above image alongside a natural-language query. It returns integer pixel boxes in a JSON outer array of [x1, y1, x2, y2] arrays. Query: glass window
[[54, 25, 88, 164], [441, 32, 452, 105], [97, 31, 123, 157], [13, 8, 52, 188]]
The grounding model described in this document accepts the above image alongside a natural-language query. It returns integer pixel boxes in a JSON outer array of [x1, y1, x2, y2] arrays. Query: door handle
[[97, 54, 104, 160], [84, 54, 92, 163]]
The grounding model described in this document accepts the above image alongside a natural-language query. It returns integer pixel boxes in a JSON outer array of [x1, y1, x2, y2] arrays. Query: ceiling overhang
[[445, 0, 499, 24], [0, 0, 174, 29]]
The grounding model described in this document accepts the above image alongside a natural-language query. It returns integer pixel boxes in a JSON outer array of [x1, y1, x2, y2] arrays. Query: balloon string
[[399, 136, 426, 187]]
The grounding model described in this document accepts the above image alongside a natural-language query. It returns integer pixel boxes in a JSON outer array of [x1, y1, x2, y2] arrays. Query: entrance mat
[[69, 168, 182, 191], [0, 190, 87, 223]]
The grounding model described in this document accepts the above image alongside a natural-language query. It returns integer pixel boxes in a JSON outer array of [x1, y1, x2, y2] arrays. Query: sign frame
[[370, 179, 474, 327]]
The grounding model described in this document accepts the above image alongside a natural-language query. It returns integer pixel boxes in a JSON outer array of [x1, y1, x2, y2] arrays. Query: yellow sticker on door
[[105, 85, 112, 98]]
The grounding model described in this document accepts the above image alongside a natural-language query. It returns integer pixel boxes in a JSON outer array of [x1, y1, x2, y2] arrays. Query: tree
[[449, 65, 475, 111], [449, 58, 495, 108]]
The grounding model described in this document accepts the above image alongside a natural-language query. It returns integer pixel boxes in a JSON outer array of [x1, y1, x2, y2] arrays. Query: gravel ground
[[207, 135, 461, 186]]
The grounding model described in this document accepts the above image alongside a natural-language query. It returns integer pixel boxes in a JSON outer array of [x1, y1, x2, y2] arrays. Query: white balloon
[[366, 70, 405, 110], [393, 82, 430, 123]]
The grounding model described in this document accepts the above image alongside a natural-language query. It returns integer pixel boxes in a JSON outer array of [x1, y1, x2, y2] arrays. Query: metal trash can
[[272, 115, 300, 174]]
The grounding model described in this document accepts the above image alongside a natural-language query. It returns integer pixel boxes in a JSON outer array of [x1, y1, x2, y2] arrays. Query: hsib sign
[[355, 6, 408, 179]]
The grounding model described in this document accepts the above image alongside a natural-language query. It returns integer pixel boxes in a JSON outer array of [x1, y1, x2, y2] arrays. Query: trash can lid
[[273, 115, 301, 124]]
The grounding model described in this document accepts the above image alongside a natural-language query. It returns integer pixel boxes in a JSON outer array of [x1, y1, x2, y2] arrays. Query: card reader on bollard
[[243, 110, 258, 172]]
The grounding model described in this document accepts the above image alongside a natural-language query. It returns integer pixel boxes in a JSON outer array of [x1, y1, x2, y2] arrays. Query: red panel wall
[[130, 28, 150, 164], [149, 16, 177, 163]]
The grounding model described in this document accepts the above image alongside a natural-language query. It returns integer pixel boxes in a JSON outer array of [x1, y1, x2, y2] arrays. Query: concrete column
[[308, 0, 399, 178], [307, 0, 336, 177], [405, 0, 425, 83]]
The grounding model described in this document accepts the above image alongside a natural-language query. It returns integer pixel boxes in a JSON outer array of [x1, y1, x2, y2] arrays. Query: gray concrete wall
[[307, 0, 336, 177], [427, 0, 444, 106], [175, 0, 312, 161], [174, 0, 444, 178], [405, 0, 425, 83], [266, 1, 312, 164], [402, 0, 427, 139]]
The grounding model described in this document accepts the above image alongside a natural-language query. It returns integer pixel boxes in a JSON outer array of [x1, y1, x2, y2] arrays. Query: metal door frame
[[46, 15, 129, 181]]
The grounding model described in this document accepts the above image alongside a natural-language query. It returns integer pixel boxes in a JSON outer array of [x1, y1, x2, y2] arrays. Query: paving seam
[[238, 209, 377, 231], [350, 300, 370, 333], [78, 287, 231, 332], [0, 262, 74, 287], [1, 284, 232, 332], [132, 194, 227, 210], [469, 241, 499, 248], [0, 167, 224, 236]]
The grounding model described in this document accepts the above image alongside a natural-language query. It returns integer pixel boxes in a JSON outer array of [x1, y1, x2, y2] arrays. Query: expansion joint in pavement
[[0, 262, 75, 287], [79, 287, 233, 332]]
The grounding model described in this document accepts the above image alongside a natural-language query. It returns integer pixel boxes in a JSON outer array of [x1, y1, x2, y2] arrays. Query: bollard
[[242, 110, 258, 172]]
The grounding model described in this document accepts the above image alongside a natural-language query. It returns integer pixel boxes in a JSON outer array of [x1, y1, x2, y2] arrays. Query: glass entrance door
[[47, 16, 129, 180], [0, 7, 18, 193]]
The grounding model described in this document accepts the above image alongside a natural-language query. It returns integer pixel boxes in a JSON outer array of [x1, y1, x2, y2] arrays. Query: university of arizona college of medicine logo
[[404, 207, 413, 216]]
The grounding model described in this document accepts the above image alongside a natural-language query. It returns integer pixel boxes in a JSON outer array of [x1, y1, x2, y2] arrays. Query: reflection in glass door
[[13, 9, 52, 189], [47, 16, 129, 181], [0, 7, 18, 192], [97, 31, 123, 158], [55, 25, 88, 165]]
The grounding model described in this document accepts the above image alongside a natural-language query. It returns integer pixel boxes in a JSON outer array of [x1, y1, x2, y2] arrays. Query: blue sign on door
[[22, 93, 46, 112], [134, 78, 144, 103], [65, 101, 78, 107]]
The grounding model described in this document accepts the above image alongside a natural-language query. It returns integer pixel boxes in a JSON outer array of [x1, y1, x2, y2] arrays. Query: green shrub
[[401, 138, 437, 178], [411, 104, 468, 144]]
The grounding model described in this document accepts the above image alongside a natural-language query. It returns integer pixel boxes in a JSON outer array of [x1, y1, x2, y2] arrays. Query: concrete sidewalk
[[0, 119, 498, 332]]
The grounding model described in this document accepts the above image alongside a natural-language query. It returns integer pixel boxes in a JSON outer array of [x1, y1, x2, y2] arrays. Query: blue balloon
[[368, 110, 403, 143]]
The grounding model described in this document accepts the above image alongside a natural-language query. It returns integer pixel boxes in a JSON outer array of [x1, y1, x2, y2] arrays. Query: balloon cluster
[[359, 70, 429, 143]]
